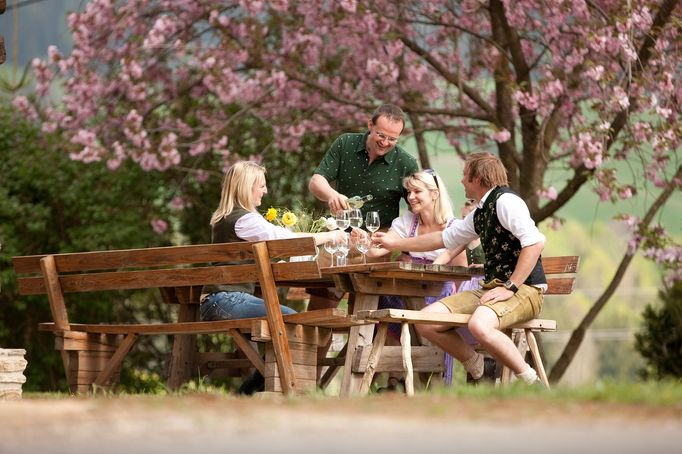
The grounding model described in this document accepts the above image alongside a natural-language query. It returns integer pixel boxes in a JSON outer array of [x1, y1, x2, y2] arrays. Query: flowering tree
[[14, 0, 681, 381]]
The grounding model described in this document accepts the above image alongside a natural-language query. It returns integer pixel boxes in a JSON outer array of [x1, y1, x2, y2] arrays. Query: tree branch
[[398, 34, 496, 118], [534, 0, 679, 222], [548, 164, 682, 383]]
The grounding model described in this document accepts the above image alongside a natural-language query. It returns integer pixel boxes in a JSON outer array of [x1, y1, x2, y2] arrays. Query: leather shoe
[[237, 371, 265, 395], [466, 357, 497, 385]]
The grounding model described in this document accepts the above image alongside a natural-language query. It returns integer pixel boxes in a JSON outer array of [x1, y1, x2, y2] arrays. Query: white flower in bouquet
[[324, 216, 338, 231]]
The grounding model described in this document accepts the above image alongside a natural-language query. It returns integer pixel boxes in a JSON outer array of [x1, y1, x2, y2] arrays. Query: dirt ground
[[1, 393, 680, 454]]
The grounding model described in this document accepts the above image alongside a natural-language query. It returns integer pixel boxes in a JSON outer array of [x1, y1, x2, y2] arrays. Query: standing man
[[307, 104, 419, 310], [309, 104, 419, 229], [374, 152, 547, 386]]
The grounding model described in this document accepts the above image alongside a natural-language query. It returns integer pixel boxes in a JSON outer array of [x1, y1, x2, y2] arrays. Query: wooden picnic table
[[318, 261, 480, 396]]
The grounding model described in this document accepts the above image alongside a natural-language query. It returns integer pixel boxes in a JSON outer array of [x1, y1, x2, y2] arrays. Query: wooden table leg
[[400, 322, 415, 396], [340, 293, 378, 397], [359, 323, 388, 394], [167, 303, 199, 390]]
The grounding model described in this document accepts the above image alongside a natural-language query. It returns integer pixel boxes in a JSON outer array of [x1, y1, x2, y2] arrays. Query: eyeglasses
[[424, 168, 440, 190], [374, 131, 399, 144]]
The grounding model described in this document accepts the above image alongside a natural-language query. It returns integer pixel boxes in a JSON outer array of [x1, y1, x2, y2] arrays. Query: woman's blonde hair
[[403, 170, 453, 225], [210, 161, 266, 225]]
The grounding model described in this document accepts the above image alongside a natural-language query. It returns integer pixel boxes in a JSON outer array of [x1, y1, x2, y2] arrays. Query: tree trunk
[[549, 165, 682, 383]]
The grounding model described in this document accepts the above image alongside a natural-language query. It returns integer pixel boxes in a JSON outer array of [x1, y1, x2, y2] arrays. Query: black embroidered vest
[[201, 207, 255, 295], [473, 187, 546, 286]]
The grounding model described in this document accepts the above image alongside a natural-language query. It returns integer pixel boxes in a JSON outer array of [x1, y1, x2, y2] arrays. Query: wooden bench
[[356, 256, 580, 394], [12, 238, 364, 394]]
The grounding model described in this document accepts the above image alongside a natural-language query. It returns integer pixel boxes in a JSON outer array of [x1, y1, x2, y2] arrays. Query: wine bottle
[[347, 194, 373, 209]]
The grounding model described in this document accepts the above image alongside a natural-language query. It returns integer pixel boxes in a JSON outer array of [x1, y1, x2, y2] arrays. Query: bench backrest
[[538, 255, 580, 295], [13, 238, 320, 296]]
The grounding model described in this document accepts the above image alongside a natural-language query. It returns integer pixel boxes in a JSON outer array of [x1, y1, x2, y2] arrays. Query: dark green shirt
[[314, 132, 419, 227]]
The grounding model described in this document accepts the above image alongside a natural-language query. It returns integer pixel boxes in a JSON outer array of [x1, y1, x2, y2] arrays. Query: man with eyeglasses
[[307, 104, 418, 310], [309, 103, 419, 229]]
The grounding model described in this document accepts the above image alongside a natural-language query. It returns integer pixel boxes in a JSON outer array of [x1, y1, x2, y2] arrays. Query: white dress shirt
[[442, 188, 545, 250]]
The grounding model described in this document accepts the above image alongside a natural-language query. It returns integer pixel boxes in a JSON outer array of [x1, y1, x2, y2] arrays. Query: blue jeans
[[200, 291, 297, 321]]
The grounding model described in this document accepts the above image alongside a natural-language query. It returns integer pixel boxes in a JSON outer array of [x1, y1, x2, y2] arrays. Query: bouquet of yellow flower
[[264, 205, 334, 233]]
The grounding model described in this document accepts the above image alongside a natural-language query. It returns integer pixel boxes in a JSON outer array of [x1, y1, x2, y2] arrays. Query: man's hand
[[372, 231, 396, 250], [309, 174, 349, 214], [327, 191, 349, 214], [479, 287, 515, 305]]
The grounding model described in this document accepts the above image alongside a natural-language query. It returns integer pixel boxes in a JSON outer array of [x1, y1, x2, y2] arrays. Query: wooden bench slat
[[12, 238, 317, 274], [39, 319, 258, 335], [539, 255, 580, 274], [546, 277, 575, 295], [17, 261, 321, 295], [38, 309, 357, 335], [356, 309, 557, 331]]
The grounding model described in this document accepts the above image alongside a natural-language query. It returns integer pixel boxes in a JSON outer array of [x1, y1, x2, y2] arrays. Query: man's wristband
[[504, 279, 519, 293]]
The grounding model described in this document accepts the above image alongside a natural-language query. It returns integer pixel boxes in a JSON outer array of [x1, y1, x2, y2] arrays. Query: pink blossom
[[656, 106, 672, 119], [194, 170, 210, 183], [41, 122, 58, 134], [47, 45, 62, 63], [620, 215, 640, 230], [171, 196, 186, 210], [539, 186, 558, 201], [339, 0, 357, 13], [189, 142, 207, 156], [288, 124, 306, 137], [613, 86, 630, 110], [512, 90, 539, 111], [12, 96, 39, 121], [585, 65, 604, 81], [618, 186, 634, 199], [268, 0, 289, 12], [490, 129, 511, 143], [151, 218, 169, 234]]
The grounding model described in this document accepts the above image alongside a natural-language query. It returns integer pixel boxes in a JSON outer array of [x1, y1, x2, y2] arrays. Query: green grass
[[22, 379, 682, 407], [423, 378, 682, 406]]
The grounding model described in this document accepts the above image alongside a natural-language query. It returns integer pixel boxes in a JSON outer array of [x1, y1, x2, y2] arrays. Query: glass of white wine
[[349, 208, 363, 229], [335, 210, 351, 231]]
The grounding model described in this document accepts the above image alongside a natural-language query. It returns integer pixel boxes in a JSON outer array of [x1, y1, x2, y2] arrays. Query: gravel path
[[1, 394, 680, 454]]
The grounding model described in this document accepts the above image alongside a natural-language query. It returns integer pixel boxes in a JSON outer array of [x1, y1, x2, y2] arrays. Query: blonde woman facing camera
[[363, 169, 467, 391]]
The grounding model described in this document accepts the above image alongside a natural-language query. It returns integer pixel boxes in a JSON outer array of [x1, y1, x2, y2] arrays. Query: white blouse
[[391, 211, 452, 262], [234, 212, 298, 241]]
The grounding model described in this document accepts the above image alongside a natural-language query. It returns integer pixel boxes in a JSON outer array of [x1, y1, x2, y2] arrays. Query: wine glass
[[365, 211, 380, 234], [352, 230, 371, 264], [335, 210, 351, 231], [324, 238, 338, 267], [335, 232, 350, 267], [349, 208, 363, 229]]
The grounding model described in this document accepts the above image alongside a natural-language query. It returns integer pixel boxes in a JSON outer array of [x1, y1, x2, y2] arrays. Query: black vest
[[201, 207, 255, 295], [473, 187, 546, 286]]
